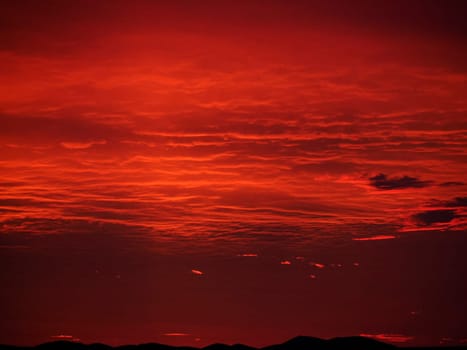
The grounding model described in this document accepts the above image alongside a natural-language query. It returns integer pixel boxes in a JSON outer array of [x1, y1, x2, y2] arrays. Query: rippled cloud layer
[[1, 1, 466, 347]]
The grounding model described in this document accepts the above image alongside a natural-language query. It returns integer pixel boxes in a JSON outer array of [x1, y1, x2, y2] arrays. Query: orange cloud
[[50, 335, 73, 339], [60, 140, 107, 149], [311, 263, 325, 269], [360, 333, 414, 343], [237, 253, 258, 257], [352, 235, 396, 241]]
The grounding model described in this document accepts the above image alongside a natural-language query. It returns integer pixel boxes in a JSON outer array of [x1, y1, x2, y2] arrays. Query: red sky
[[1, 0, 467, 347]]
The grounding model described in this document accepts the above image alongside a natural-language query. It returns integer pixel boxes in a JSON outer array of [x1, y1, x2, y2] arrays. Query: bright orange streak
[[50, 335, 73, 339], [237, 253, 258, 257], [360, 333, 414, 343], [352, 235, 396, 241], [311, 263, 325, 268]]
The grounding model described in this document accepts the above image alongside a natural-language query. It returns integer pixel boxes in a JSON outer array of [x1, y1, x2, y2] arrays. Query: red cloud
[[237, 253, 258, 257], [360, 333, 414, 343], [311, 263, 325, 268], [352, 235, 396, 241], [51, 335, 73, 339]]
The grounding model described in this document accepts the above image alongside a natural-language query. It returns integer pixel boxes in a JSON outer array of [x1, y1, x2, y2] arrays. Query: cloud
[[51, 335, 73, 339], [360, 333, 414, 343], [401, 196, 466, 232], [352, 235, 396, 241], [411, 209, 458, 226], [425, 197, 467, 209], [445, 197, 467, 207], [50, 334, 80, 341], [237, 253, 258, 257], [311, 262, 325, 268], [60, 140, 107, 149], [369, 173, 432, 190], [439, 181, 465, 187], [0, 1, 465, 260], [0, 115, 126, 145]]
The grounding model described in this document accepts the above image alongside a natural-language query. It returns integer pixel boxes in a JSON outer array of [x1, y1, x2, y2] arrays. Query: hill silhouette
[[1, 336, 466, 350]]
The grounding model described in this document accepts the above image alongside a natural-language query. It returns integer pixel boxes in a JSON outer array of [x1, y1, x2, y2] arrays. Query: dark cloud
[[0, 217, 152, 238], [445, 197, 467, 207], [0, 198, 51, 207], [0, 114, 128, 144], [369, 173, 432, 190], [427, 197, 467, 208], [439, 182, 465, 187], [412, 209, 458, 226]]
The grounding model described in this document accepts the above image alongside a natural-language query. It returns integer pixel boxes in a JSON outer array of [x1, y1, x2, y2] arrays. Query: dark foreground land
[[1, 336, 466, 350]]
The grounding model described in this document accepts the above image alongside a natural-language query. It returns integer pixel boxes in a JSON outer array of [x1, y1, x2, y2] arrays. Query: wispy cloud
[[352, 235, 397, 241], [60, 140, 107, 149], [360, 333, 414, 343], [237, 253, 258, 257], [50, 335, 74, 339]]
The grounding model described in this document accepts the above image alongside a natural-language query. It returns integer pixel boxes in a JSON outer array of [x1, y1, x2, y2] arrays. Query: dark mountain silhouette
[[203, 344, 255, 350], [326, 336, 395, 349], [262, 336, 327, 350], [262, 336, 396, 350], [1, 336, 467, 350]]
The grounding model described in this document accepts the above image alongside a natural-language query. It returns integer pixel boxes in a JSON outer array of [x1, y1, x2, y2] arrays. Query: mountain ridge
[[1, 336, 466, 350]]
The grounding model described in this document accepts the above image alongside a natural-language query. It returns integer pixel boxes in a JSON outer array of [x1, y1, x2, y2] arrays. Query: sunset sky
[[1, 0, 467, 347]]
